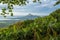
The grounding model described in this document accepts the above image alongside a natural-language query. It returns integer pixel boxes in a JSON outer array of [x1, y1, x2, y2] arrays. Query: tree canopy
[[0, 9, 60, 40]]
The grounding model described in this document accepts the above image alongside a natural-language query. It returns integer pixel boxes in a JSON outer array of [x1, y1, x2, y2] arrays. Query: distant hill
[[7, 14, 39, 20], [0, 9, 60, 40], [0, 14, 39, 28], [19, 14, 39, 20]]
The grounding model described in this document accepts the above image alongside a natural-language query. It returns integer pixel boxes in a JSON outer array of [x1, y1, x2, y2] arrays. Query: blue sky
[[0, 0, 60, 16]]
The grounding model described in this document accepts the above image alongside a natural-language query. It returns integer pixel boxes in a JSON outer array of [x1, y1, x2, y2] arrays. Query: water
[[0, 19, 20, 28]]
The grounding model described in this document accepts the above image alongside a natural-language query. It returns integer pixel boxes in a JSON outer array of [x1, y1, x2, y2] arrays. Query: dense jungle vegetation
[[0, 9, 60, 40]]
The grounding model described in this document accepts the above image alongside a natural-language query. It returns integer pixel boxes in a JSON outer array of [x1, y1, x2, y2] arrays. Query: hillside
[[0, 14, 39, 28], [7, 14, 39, 20], [0, 9, 60, 40]]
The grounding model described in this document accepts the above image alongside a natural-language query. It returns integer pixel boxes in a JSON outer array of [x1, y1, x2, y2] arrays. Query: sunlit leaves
[[0, 13, 60, 40], [0, 1, 60, 40]]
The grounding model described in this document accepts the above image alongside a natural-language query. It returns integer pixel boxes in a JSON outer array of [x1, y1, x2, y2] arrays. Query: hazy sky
[[0, 0, 60, 16]]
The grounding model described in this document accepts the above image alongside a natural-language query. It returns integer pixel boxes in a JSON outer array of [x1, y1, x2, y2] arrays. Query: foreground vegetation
[[0, 9, 60, 40]]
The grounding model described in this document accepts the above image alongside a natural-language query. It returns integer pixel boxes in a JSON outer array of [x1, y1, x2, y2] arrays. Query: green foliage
[[0, 9, 60, 40], [50, 9, 60, 22]]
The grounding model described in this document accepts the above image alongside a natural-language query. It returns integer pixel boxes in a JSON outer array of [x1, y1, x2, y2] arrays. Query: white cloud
[[34, 0, 57, 8], [13, 12, 29, 16], [40, 0, 51, 3]]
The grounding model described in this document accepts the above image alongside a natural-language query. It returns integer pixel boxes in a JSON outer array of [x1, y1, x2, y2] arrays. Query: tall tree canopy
[[0, 0, 60, 17]]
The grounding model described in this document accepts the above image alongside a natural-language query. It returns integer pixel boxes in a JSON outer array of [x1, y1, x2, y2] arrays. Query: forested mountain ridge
[[0, 9, 60, 40]]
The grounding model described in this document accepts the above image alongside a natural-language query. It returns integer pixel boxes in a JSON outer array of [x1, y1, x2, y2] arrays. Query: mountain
[[0, 9, 60, 40], [9, 14, 39, 20], [0, 14, 39, 28], [19, 14, 39, 20]]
